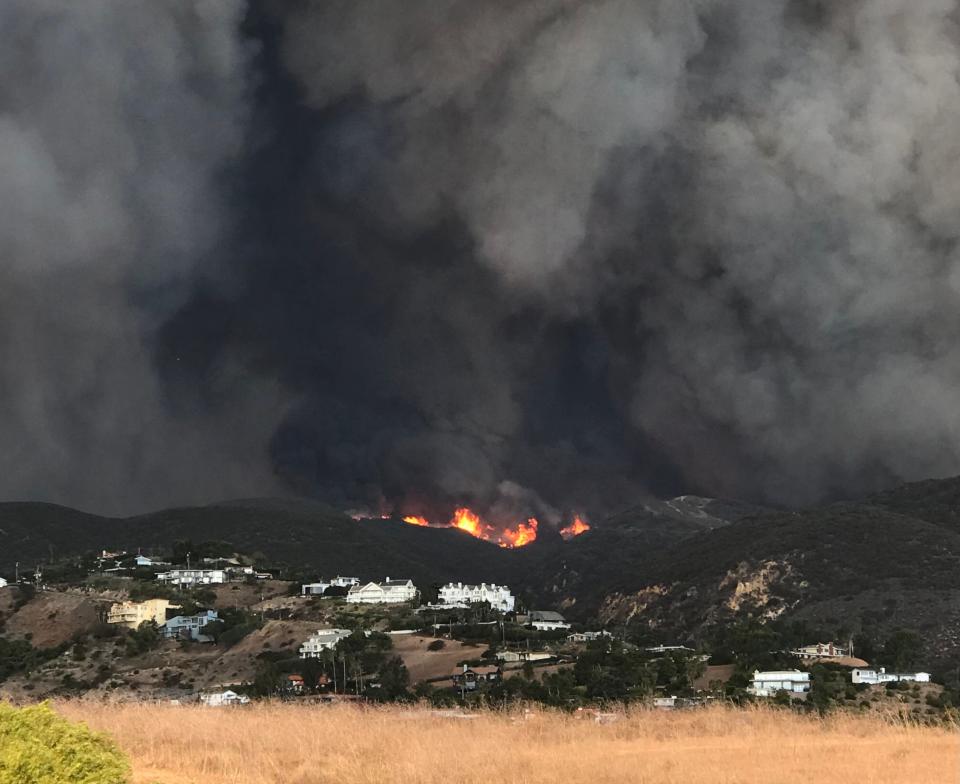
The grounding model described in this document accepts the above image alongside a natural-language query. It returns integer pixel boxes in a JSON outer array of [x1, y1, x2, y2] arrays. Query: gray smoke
[[6, 0, 960, 518], [271, 0, 960, 508], [0, 0, 287, 514]]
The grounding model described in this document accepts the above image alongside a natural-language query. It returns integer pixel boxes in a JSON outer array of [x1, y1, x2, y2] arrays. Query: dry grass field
[[57, 702, 960, 784]]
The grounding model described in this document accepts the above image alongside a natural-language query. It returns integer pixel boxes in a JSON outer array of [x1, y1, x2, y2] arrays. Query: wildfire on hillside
[[392, 508, 589, 548], [560, 515, 591, 540]]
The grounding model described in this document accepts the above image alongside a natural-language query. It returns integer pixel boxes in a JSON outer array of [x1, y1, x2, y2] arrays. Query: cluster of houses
[[747, 641, 931, 698], [106, 598, 220, 643]]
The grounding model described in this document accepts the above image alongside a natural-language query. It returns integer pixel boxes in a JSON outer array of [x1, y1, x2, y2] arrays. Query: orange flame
[[498, 517, 538, 548], [560, 515, 590, 539], [397, 507, 539, 548]]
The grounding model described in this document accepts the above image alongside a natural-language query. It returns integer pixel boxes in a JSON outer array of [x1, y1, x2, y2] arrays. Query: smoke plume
[[7, 0, 960, 517]]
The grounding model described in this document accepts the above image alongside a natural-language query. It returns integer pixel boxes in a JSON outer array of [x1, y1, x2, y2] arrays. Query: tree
[[879, 630, 922, 672]]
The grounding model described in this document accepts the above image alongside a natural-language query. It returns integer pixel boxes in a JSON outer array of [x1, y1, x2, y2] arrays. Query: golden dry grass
[[57, 701, 960, 784]]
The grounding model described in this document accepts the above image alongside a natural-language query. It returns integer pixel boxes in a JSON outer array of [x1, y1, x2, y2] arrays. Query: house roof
[[530, 611, 566, 622]]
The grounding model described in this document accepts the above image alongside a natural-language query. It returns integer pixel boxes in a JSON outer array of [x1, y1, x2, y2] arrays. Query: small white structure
[[346, 577, 417, 604], [851, 668, 931, 685], [164, 610, 219, 642], [749, 670, 811, 697], [0, 577, 7, 589], [527, 611, 571, 631], [199, 690, 249, 707], [791, 642, 847, 659], [331, 576, 360, 587], [302, 581, 331, 596], [567, 631, 612, 643], [438, 582, 515, 612], [299, 628, 353, 658], [496, 650, 554, 663], [646, 645, 696, 654], [156, 569, 226, 588]]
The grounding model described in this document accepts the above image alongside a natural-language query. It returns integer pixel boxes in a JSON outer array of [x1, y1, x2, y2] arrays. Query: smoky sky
[[5, 0, 960, 519]]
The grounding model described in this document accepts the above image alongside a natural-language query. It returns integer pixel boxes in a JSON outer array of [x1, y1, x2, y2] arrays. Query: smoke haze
[[5, 0, 960, 518]]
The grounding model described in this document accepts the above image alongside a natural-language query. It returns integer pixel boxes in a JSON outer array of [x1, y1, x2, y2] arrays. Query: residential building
[[107, 599, 179, 629], [163, 610, 219, 642], [199, 690, 249, 707], [851, 668, 931, 685], [496, 650, 554, 663], [791, 642, 847, 659], [133, 554, 169, 568], [748, 670, 811, 697], [438, 582, 515, 612], [156, 569, 227, 588], [567, 631, 612, 643], [299, 628, 353, 658], [302, 581, 331, 596], [526, 610, 571, 631], [647, 645, 696, 654], [331, 576, 360, 588], [0, 578, 6, 589], [285, 674, 305, 694], [346, 578, 417, 604], [452, 664, 502, 691]]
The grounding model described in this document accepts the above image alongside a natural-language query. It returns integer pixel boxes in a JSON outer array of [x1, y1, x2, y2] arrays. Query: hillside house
[[156, 569, 226, 587], [647, 645, 696, 654], [567, 631, 612, 643], [527, 611, 571, 631], [302, 581, 331, 596], [285, 674, 305, 694], [346, 578, 417, 604], [107, 599, 179, 629], [496, 650, 554, 663], [791, 642, 847, 659], [748, 670, 811, 697], [438, 582, 515, 612], [0, 578, 6, 589], [199, 690, 250, 707], [299, 628, 353, 658], [851, 668, 931, 685], [452, 664, 502, 691], [163, 609, 219, 642]]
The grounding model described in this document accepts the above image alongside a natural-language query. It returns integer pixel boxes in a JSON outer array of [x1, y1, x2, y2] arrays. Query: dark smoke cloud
[[5, 1, 960, 518]]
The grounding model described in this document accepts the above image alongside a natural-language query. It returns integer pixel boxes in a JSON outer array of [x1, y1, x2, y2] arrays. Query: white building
[[851, 668, 931, 685], [156, 569, 226, 588], [302, 581, 331, 596], [331, 576, 359, 587], [346, 578, 417, 604], [0, 577, 7, 589], [199, 690, 249, 707], [299, 628, 353, 658], [567, 631, 612, 643], [438, 582, 515, 612], [791, 642, 847, 659], [164, 610, 219, 642], [527, 611, 571, 631], [749, 670, 811, 697]]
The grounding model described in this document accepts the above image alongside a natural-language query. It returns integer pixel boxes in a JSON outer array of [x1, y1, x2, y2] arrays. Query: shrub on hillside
[[0, 702, 129, 783]]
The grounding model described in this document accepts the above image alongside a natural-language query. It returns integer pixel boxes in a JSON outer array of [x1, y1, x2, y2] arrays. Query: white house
[[0, 577, 7, 589], [164, 610, 219, 642], [438, 582, 515, 612], [567, 631, 612, 643], [302, 581, 331, 596], [749, 670, 811, 697], [331, 576, 360, 587], [851, 668, 931, 685], [346, 578, 417, 604], [299, 628, 353, 658], [156, 569, 226, 588], [791, 642, 847, 659], [199, 690, 250, 707], [527, 611, 571, 631], [496, 650, 554, 663]]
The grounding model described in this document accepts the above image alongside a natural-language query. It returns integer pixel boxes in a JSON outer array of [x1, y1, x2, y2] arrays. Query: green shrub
[[0, 702, 129, 783]]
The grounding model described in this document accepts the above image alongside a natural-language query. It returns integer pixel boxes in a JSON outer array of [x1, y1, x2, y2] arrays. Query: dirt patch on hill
[[4, 590, 105, 648], [204, 620, 320, 687], [391, 635, 483, 683], [212, 581, 293, 609]]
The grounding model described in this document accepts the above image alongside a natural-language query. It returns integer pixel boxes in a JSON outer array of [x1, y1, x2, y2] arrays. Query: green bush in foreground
[[0, 702, 129, 784]]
